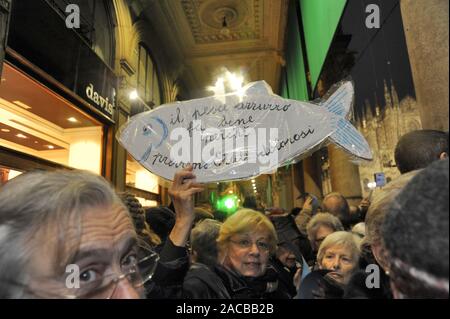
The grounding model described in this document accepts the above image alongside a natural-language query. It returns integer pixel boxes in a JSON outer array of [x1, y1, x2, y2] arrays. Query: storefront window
[[0, 63, 104, 174], [137, 43, 161, 107], [126, 154, 159, 207], [0, 166, 22, 186]]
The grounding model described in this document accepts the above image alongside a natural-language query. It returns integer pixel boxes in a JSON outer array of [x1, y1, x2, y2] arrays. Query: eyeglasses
[[70, 246, 159, 299], [229, 238, 270, 252], [13, 246, 160, 299], [70, 247, 160, 299]]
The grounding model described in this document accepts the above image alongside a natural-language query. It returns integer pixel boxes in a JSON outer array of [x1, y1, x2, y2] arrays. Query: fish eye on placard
[[143, 124, 153, 136]]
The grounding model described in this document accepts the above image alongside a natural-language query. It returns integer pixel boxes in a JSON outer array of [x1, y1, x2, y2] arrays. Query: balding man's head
[[322, 192, 351, 228]]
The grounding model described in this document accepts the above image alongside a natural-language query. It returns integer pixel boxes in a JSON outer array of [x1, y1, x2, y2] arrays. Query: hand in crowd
[[168, 165, 205, 247], [358, 198, 371, 213], [293, 266, 302, 290], [302, 196, 314, 211]]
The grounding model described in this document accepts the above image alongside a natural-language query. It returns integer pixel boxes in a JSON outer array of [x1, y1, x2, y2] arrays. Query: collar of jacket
[[214, 264, 279, 295]]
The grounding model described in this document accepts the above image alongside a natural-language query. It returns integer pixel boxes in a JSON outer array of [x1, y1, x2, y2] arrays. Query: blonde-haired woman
[[183, 209, 290, 298]]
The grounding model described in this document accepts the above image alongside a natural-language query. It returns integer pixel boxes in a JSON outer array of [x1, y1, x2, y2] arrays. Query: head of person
[[119, 192, 161, 247], [193, 206, 214, 225], [394, 129, 448, 174], [275, 245, 297, 269], [0, 170, 157, 299], [322, 192, 351, 228], [271, 215, 302, 269], [351, 222, 366, 240], [190, 218, 222, 268], [382, 159, 449, 298], [243, 196, 258, 210], [364, 170, 419, 272], [317, 231, 360, 285], [349, 205, 359, 216], [217, 209, 277, 277], [307, 213, 344, 253], [145, 206, 176, 242], [290, 207, 302, 217]]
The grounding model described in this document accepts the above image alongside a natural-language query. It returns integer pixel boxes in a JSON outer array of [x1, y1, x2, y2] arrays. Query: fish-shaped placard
[[118, 81, 372, 183]]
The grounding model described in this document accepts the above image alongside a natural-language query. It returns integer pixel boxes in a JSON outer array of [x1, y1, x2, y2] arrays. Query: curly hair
[[119, 193, 161, 247]]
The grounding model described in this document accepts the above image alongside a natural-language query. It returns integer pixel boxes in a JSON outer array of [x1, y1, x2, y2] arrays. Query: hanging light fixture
[[220, 15, 231, 36]]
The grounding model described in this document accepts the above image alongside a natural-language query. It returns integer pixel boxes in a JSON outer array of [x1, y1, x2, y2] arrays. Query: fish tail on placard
[[321, 81, 373, 161]]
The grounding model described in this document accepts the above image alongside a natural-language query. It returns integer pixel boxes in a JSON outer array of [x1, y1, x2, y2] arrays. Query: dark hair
[[382, 159, 449, 298], [119, 193, 161, 247], [145, 206, 175, 242], [119, 193, 146, 232], [394, 130, 449, 174], [243, 196, 257, 210], [290, 207, 302, 217]]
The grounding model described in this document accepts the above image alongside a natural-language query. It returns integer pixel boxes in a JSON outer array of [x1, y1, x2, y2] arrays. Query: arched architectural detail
[[133, 19, 181, 104], [112, 0, 135, 71]]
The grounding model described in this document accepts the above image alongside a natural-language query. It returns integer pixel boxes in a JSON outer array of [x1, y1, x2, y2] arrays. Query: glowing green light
[[224, 198, 235, 209], [215, 194, 239, 214]]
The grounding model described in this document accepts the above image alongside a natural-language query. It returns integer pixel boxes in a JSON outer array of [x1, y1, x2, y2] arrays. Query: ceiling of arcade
[[129, 0, 289, 98]]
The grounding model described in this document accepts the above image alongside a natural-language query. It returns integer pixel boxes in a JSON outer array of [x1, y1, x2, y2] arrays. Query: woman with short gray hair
[[296, 231, 360, 299], [317, 231, 361, 286], [306, 212, 344, 254], [189, 218, 222, 267]]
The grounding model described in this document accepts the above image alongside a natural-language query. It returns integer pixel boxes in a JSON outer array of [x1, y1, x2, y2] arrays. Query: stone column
[[400, 0, 449, 131], [328, 145, 362, 206]]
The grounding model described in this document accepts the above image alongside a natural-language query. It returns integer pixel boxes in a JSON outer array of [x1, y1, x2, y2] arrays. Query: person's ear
[[439, 152, 448, 160], [371, 243, 389, 272]]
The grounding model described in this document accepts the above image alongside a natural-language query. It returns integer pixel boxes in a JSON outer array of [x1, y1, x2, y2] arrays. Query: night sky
[[333, 0, 416, 120]]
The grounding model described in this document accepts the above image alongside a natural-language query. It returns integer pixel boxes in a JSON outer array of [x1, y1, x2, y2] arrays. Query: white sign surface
[[118, 81, 372, 183]]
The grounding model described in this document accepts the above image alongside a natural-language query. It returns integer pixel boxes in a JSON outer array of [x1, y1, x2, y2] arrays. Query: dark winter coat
[[183, 263, 291, 299]]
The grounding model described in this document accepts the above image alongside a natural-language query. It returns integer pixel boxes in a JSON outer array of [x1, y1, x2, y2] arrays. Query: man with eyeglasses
[[0, 165, 203, 299]]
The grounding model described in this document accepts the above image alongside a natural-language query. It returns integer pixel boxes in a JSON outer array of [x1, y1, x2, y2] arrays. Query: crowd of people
[[0, 129, 448, 299]]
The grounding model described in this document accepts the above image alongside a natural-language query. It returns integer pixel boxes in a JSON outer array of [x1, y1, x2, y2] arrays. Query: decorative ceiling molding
[[142, 0, 288, 98], [180, 0, 262, 44]]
